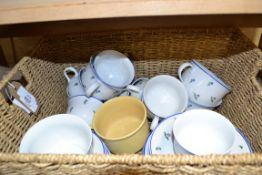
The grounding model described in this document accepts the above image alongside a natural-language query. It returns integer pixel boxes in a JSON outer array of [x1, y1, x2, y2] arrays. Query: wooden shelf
[[0, 0, 262, 25]]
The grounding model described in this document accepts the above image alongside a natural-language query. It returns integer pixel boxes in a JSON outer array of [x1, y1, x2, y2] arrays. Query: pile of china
[[19, 50, 252, 155]]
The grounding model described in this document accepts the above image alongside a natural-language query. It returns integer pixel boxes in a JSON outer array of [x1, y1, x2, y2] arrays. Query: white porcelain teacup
[[172, 109, 236, 155], [142, 75, 188, 130], [19, 114, 93, 154], [178, 60, 231, 107], [66, 95, 103, 126], [80, 50, 137, 101], [64, 67, 85, 98]]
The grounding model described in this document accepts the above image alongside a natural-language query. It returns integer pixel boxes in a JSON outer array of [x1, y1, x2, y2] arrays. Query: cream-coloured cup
[[92, 96, 149, 154]]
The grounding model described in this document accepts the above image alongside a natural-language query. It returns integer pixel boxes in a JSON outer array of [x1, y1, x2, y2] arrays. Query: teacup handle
[[150, 116, 160, 130], [126, 85, 140, 93], [86, 82, 100, 97], [64, 67, 78, 83], [178, 63, 193, 81]]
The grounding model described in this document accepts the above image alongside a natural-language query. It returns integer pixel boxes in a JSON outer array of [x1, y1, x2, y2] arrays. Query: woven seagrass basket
[[0, 28, 262, 174]]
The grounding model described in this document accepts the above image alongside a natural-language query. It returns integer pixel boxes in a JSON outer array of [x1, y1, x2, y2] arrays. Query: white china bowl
[[19, 114, 93, 154], [173, 109, 236, 155], [143, 75, 188, 117]]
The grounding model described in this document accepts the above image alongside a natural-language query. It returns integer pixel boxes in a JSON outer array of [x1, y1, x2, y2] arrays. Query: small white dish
[[149, 114, 252, 155], [19, 114, 93, 154], [90, 132, 110, 154]]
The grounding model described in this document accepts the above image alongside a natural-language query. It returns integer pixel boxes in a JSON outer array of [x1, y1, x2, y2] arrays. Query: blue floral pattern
[[189, 78, 196, 83], [193, 92, 200, 101], [207, 82, 214, 86], [211, 96, 217, 103], [164, 131, 171, 141], [155, 146, 162, 151]]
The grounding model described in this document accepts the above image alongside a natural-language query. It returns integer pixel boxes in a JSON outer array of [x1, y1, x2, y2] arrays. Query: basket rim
[[1, 153, 262, 165]]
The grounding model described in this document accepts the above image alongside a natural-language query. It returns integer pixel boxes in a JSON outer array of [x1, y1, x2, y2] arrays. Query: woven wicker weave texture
[[0, 28, 261, 174], [30, 28, 254, 63]]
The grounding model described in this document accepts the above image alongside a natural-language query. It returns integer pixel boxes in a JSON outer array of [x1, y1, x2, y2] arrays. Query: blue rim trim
[[90, 55, 134, 90], [142, 132, 152, 155], [235, 128, 252, 153], [191, 60, 231, 91], [148, 113, 182, 154]]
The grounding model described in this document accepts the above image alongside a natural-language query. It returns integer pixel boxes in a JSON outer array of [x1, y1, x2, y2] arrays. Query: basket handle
[[0, 57, 35, 112]]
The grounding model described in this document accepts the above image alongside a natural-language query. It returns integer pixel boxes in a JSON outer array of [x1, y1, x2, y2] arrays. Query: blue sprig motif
[[164, 131, 171, 141], [155, 146, 162, 151], [113, 91, 119, 95], [74, 82, 79, 86], [207, 82, 214, 86], [83, 99, 88, 104], [189, 78, 196, 83], [90, 76, 95, 80], [69, 107, 74, 112], [187, 104, 193, 108], [193, 92, 200, 101], [95, 89, 101, 94], [210, 96, 217, 103]]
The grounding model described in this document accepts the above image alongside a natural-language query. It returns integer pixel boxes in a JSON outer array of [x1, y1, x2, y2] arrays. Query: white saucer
[[148, 114, 252, 155], [90, 132, 110, 154], [142, 132, 153, 155]]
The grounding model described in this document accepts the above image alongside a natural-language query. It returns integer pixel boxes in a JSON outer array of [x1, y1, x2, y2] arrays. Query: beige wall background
[[0, 28, 261, 67]]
